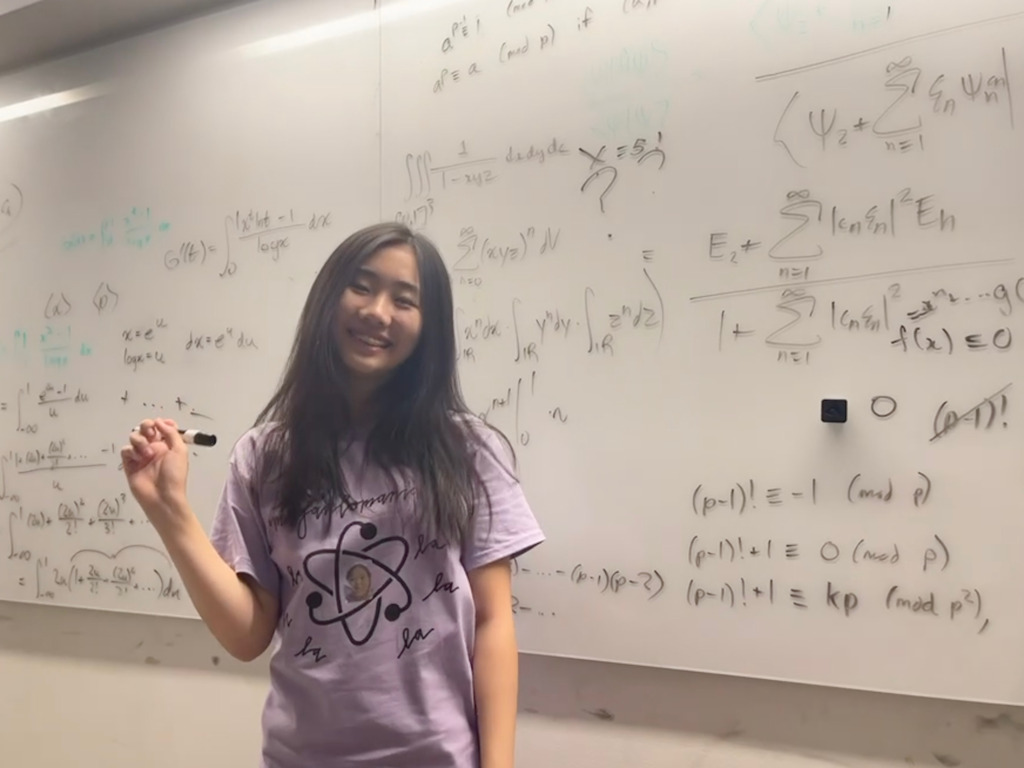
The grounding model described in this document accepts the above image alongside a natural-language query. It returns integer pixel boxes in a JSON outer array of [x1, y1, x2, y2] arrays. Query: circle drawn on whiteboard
[[871, 395, 897, 419]]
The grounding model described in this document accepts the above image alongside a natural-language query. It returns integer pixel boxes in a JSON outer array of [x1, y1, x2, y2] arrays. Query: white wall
[[2, 599, 1022, 767]]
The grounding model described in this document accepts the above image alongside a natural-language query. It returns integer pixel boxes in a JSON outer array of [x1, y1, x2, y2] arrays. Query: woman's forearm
[[155, 501, 278, 661], [473, 612, 520, 768]]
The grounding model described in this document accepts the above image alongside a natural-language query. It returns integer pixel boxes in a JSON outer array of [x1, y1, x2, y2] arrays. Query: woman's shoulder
[[450, 412, 516, 477], [451, 412, 503, 448]]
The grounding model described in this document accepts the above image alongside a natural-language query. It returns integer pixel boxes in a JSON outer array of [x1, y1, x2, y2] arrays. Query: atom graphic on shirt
[[302, 520, 412, 645]]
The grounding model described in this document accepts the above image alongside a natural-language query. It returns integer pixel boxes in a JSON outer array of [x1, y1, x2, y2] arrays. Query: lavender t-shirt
[[210, 419, 544, 768]]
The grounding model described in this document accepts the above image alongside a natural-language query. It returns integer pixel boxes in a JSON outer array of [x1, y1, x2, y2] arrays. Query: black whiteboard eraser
[[821, 399, 847, 423]]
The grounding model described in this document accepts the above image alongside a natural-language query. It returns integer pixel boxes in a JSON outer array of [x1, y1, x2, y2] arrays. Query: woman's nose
[[359, 294, 391, 324]]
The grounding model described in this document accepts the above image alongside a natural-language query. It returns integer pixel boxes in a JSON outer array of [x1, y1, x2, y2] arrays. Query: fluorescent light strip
[[239, 0, 467, 57], [0, 0, 465, 123], [0, 0, 45, 16], [0, 84, 108, 125]]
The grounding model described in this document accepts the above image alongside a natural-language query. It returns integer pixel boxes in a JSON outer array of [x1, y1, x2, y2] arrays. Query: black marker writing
[[295, 636, 328, 663], [423, 571, 459, 601], [398, 627, 435, 659]]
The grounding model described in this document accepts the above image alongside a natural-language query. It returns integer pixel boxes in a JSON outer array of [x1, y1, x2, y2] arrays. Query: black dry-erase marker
[[133, 426, 218, 447], [179, 429, 217, 447]]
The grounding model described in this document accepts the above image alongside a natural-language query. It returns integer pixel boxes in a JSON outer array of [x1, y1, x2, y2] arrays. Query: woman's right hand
[[121, 417, 191, 526]]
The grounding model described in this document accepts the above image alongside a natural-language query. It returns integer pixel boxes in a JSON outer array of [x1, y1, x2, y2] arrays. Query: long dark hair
[[253, 222, 508, 544]]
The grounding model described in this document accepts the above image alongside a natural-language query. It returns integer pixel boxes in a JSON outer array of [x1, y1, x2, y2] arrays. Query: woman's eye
[[349, 283, 370, 294]]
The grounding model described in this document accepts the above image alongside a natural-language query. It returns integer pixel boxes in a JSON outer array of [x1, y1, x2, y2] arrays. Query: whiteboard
[[2, 0, 1024, 706], [0, 0, 382, 611]]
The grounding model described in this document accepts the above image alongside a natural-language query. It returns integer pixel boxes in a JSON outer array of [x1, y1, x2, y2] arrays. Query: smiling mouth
[[349, 330, 391, 349]]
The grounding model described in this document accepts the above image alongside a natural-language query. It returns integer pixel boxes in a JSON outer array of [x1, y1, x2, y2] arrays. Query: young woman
[[122, 222, 544, 768]]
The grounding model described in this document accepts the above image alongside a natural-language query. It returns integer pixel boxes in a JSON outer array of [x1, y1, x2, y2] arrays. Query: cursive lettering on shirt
[[398, 627, 435, 659], [423, 571, 459, 601], [295, 635, 328, 663], [414, 534, 446, 559]]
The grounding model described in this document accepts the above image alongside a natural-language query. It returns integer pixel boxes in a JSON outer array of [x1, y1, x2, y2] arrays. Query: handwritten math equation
[[695, 271, 1022, 366], [685, 577, 990, 635], [431, 2, 617, 95], [769, 48, 1015, 167], [29, 548, 182, 602], [512, 558, 665, 600], [707, 186, 956, 268], [687, 533, 952, 573], [399, 132, 667, 222], [691, 472, 936, 516]]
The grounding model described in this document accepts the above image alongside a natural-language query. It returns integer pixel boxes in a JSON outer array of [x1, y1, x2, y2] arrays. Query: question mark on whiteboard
[[581, 166, 618, 214]]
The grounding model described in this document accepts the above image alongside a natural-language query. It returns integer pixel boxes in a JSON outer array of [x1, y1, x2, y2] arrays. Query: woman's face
[[348, 566, 371, 600], [335, 244, 423, 394]]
